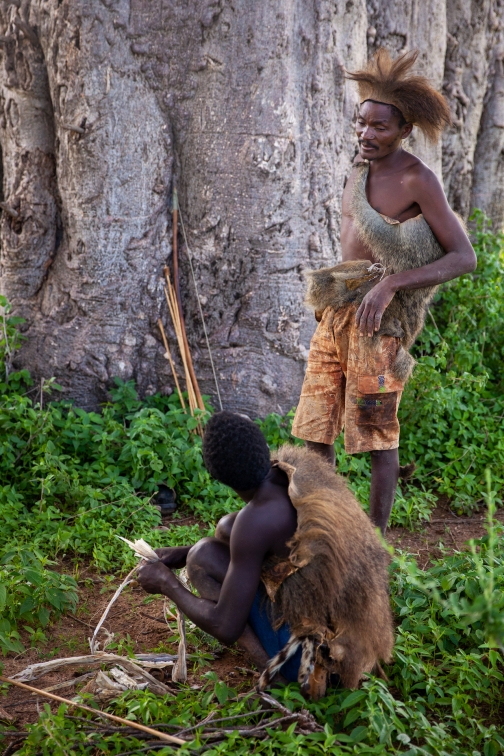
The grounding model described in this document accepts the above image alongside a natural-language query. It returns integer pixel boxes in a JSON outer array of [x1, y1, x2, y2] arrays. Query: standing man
[[291, 49, 476, 534]]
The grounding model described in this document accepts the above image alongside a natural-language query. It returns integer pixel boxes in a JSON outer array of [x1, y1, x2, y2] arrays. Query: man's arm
[[356, 166, 477, 336], [138, 507, 270, 645]]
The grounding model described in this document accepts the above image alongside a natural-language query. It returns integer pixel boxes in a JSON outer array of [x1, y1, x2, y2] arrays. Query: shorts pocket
[[354, 392, 398, 427]]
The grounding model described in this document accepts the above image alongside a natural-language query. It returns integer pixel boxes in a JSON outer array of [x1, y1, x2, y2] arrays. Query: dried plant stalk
[[171, 611, 187, 683], [89, 567, 138, 654], [90, 539, 160, 653], [117, 536, 160, 562]]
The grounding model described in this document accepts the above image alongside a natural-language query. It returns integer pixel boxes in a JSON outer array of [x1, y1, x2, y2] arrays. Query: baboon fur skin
[[305, 162, 466, 384], [268, 444, 394, 690]]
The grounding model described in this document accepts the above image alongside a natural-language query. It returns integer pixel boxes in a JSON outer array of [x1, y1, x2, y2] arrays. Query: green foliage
[[8, 524, 504, 754], [399, 210, 504, 513], [0, 548, 78, 655], [0, 293, 30, 393], [1, 216, 504, 753], [396, 470, 504, 652]]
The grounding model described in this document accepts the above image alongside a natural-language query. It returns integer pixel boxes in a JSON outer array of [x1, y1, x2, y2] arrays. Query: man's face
[[356, 101, 408, 160]]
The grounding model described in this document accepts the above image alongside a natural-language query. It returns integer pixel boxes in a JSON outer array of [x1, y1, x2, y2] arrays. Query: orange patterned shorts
[[292, 304, 405, 454]]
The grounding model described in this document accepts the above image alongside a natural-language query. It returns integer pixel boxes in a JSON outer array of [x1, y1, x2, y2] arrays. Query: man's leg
[[369, 448, 399, 535], [186, 538, 271, 671], [291, 307, 346, 459], [305, 441, 335, 467]]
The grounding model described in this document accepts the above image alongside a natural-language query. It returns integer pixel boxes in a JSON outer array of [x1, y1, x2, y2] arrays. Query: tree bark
[[441, 0, 500, 218], [471, 4, 504, 229], [0, 0, 503, 415], [366, 0, 447, 177]]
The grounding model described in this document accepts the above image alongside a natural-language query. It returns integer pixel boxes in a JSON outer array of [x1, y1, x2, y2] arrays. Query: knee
[[186, 537, 229, 583], [214, 513, 236, 544]]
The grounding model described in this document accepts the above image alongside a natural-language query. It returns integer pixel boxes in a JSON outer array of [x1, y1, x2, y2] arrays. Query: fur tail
[[399, 461, 416, 480], [257, 635, 301, 691]]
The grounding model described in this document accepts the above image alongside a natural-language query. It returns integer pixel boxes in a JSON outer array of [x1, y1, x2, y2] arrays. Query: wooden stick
[[171, 193, 205, 411], [164, 282, 196, 413], [0, 676, 186, 745], [164, 275, 199, 419], [163, 267, 203, 435], [157, 319, 186, 410]]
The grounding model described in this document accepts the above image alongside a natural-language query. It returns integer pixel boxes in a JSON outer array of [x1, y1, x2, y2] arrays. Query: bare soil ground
[[2, 502, 502, 740]]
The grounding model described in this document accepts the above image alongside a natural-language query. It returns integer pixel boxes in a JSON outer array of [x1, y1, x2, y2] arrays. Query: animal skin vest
[[257, 445, 394, 700], [303, 161, 457, 383]]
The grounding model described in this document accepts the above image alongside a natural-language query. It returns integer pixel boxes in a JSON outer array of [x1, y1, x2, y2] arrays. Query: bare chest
[[342, 167, 420, 222]]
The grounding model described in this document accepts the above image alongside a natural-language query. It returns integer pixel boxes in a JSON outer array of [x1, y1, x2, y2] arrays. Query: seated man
[[138, 411, 394, 699]]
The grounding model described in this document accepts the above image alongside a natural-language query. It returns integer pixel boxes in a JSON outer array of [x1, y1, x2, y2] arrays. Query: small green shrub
[[0, 548, 78, 655]]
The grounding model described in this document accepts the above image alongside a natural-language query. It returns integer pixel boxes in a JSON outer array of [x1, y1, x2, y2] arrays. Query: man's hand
[[153, 546, 191, 569], [355, 278, 396, 336], [137, 561, 171, 595]]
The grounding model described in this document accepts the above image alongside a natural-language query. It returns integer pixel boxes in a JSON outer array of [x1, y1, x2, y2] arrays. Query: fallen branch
[[43, 672, 96, 693], [177, 709, 270, 737], [12, 653, 174, 694], [0, 676, 186, 746], [258, 692, 322, 732]]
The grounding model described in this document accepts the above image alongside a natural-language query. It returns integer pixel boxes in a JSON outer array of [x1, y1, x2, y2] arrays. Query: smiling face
[[356, 100, 412, 161]]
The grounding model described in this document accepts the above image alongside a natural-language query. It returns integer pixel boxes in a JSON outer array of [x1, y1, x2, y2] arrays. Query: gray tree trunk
[[471, 10, 504, 230], [366, 0, 447, 177], [0, 1, 503, 415], [442, 0, 502, 219]]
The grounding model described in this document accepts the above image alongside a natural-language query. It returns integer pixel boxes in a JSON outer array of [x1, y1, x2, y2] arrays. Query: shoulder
[[352, 155, 368, 168], [403, 158, 444, 198], [231, 488, 294, 549], [230, 499, 276, 543]]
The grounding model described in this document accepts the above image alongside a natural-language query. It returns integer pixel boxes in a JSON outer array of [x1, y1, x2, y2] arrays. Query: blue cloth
[[248, 587, 302, 682]]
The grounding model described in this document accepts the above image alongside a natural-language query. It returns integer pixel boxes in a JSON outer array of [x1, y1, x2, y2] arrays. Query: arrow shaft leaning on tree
[[171, 190, 205, 412], [157, 318, 186, 410]]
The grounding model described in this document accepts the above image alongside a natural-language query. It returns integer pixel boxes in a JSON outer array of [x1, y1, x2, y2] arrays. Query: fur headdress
[[346, 49, 451, 142]]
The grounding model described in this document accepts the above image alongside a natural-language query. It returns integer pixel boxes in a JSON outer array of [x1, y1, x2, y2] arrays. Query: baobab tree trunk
[[471, 25, 504, 229], [366, 0, 447, 177], [0, 0, 503, 415], [442, 0, 503, 219]]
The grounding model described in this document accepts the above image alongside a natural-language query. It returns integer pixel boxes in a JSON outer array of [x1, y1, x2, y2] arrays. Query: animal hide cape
[[258, 445, 394, 700], [305, 161, 457, 383]]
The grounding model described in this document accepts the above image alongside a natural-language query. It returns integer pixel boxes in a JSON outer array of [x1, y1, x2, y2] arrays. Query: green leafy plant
[[0, 548, 78, 655], [1, 215, 504, 755]]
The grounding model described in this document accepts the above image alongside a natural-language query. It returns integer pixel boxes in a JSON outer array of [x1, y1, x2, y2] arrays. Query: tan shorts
[[292, 304, 405, 454]]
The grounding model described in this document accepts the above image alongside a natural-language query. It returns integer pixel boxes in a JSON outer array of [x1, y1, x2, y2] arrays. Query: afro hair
[[346, 48, 451, 143], [202, 411, 271, 491]]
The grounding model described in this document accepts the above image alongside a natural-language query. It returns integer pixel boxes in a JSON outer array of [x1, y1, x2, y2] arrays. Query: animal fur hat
[[346, 48, 451, 142]]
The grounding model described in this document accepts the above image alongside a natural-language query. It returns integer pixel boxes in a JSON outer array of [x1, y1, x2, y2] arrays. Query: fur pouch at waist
[[305, 260, 418, 384], [305, 260, 386, 312]]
